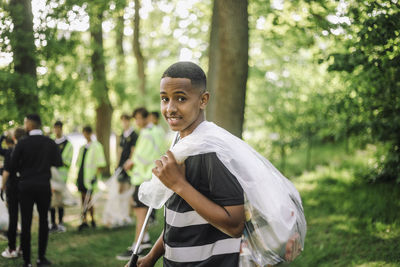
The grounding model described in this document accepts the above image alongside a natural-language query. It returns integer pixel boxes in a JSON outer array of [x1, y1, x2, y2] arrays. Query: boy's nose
[[167, 101, 178, 113]]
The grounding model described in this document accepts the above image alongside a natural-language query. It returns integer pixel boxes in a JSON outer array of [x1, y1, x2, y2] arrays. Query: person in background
[[0, 133, 14, 157], [116, 107, 163, 261], [117, 114, 138, 194], [148, 111, 160, 127], [49, 121, 73, 233], [149, 111, 167, 154], [9, 114, 63, 267], [1, 128, 26, 259], [76, 126, 106, 231], [0, 133, 14, 196], [147, 111, 167, 225]]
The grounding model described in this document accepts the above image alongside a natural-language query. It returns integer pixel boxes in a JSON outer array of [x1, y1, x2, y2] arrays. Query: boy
[[76, 126, 106, 230], [50, 121, 73, 233], [117, 114, 138, 194], [116, 107, 163, 261], [104, 114, 138, 227], [9, 114, 63, 267], [1, 128, 26, 259], [135, 62, 245, 266]]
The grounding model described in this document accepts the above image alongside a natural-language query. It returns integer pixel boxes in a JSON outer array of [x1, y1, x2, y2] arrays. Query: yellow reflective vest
[[130, 125, 165, 185], [55, 138, 73, 183], [152, 125, 167, 155], [76, 140, 106, 190]]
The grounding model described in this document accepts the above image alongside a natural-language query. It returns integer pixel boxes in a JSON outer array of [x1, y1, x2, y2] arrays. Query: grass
[[1, 142, 399, 266], [0, 199, 165, 267], [291, 166, 400, 266], [290, 144, 400, 267]]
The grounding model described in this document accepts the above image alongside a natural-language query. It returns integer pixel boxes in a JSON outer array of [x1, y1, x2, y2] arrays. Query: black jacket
[[9, 134, 62, 187]]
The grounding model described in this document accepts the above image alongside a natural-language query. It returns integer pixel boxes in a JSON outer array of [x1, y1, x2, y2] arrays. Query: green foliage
[[327, 0, 400, 182], [286, 143, 400, 266], [292, 164, 400, 266], [245, 0, 345, 171]]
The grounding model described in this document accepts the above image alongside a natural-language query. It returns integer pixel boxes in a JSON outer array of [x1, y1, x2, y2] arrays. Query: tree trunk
[[115, 0, 125, 59], [96, 102, 113, 175], [206, 1, 219, 122], [89, 4, 113, 174], [207, 0, 249, 138], [8, 0, 39, 120], [114, 0, 127, 97], [133, 0, 146, 95]]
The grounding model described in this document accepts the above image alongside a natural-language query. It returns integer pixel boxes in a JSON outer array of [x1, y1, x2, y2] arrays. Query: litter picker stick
[[128, 207, 154, 267], [85, 167, 123, 210], [81, 188, 92, 221]]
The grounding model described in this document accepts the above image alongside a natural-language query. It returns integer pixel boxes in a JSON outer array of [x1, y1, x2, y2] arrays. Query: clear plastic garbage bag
[[0, 200, 8, 231], [0, 176, 9, 231], [50, 167, 77, 206], [102, 171, 134, 228], [139, 121, 306, 266]]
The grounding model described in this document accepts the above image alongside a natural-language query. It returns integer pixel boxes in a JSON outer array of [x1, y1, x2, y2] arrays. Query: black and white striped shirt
[[163, 152, 244, 267]]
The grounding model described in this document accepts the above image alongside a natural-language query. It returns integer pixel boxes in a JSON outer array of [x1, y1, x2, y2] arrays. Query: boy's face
[[149, 114, 158, 125], [83, 131, 91, 142], [160, 77, 209, 138], [134, 114, 147, 129], [121, 118, 130, 130], [54, 126, 62, 137]]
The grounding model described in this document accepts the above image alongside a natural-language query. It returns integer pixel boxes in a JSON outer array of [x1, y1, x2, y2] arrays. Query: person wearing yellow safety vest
[[76, 125, 106, 231], [149, 111, 167, 154], [116, 107, 165, 261], [49, 121, 73, 233]]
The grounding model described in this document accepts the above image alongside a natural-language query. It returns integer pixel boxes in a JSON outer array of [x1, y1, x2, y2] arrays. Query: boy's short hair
[[54, 120, 63, 128], [26, 113, 42, 128], [133, 107, 149, 118], [14, 127, 26, 141], [150, 111, 160, 119], [82, 125, 93, 134], [161, 61, 206, 91], [120, 114, 131, 120]]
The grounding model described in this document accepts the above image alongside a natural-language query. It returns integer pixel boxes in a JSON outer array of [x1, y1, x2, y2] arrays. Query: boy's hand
[[0, 189, 4, 201], [153, 150, 186, 193], [124, 159, 134, 171], [124, 254, 156, 267], [137, 254, 156, 267]]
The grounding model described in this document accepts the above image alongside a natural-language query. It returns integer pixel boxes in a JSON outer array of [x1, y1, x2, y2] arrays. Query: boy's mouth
[[166, 116, 183, 126]]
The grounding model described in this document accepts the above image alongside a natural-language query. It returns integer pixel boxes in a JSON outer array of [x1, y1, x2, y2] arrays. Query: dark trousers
[[6, 188, 19, 250], [50, 207, 64, 225], [19, 183, 51, 263]]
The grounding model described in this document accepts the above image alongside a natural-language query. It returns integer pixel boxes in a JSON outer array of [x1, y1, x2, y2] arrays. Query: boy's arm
[[8, 142, 22, 175], [1, 170, 9, 191], [0, 134, 7, 156], [153, 151, 245, 238], [125, 231, 165, 267]]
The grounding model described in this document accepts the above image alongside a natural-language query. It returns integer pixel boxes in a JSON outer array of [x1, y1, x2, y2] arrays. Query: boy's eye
[[178, 97, 186, 102], [161, 96, 169, 102]]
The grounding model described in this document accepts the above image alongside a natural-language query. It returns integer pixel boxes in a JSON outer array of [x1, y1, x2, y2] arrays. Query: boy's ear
[[200, 92, 210, 110]]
